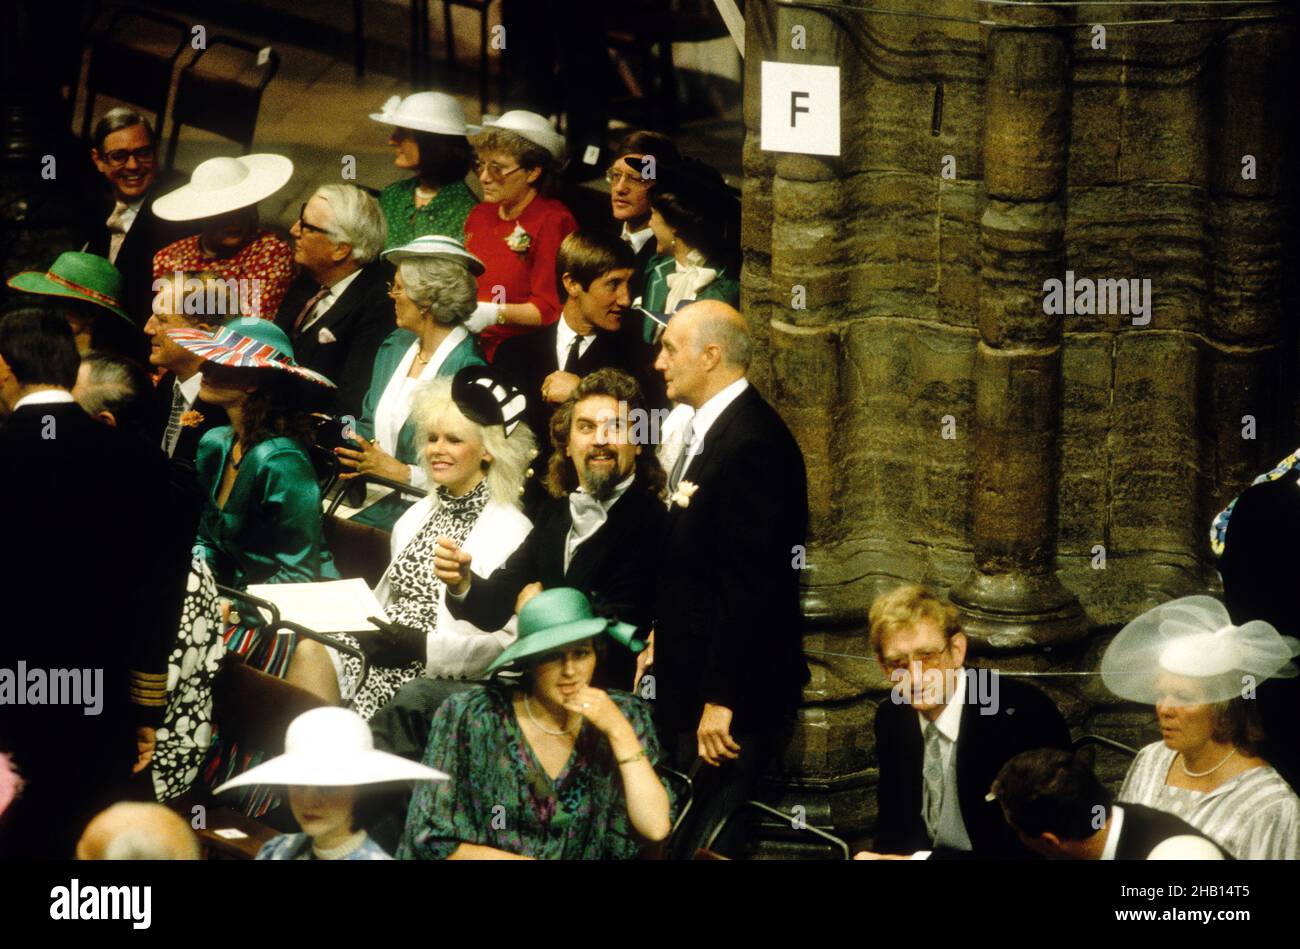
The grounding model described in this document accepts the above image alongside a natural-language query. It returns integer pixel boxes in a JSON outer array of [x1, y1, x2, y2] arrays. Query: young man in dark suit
[[990, 749, 1228, 859], [143, 272, 228, 471], [84, 108, 189, 322], [860, 584, 1071, 859], [276, 184, 394, 423], [0, 308, 178, 858], [437, 368, 666, 690], [645, 300, 811, 858], [493, 229, 664, 449]]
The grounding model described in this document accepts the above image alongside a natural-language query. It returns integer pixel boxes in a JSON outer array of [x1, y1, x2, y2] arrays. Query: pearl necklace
[[1180, 748, 1236, 778], [523, 694, 578, 736]]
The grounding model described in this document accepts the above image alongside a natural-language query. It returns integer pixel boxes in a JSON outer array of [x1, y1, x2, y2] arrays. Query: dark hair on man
[[0, 306, 80, 389], [991, 749, 1114, 842], [76, 350, 154, 435], [613, 130, 681, 168], [544, 368, 666, 500], [92, 106, 156, 152], [411, 131, 473, 187], [555, 230, 637, 304]]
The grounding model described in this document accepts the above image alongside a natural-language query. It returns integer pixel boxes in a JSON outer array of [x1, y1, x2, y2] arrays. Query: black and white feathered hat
[[452, 366, 527, 437]]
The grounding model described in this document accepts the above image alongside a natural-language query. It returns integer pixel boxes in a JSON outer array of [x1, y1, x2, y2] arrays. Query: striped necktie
[[162, 379, 187, 457], [922, 721, 945, 841]]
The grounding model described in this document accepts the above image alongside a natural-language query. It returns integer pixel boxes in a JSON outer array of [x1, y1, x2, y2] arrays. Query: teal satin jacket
[[194, 427, 339, 589], [639, 253, 740, 315]]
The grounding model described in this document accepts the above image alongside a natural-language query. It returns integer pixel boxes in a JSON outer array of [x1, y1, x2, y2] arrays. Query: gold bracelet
[[616, 749, 646, 765], [496, 304, 507, 325]]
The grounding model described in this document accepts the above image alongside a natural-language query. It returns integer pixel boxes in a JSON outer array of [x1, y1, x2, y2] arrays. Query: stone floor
[[73, 0, 745, 236]]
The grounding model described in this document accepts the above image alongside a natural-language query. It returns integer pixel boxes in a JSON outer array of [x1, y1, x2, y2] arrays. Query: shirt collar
[[326, 267, 363, 298], [621, 222, 655, 254], [1100, 805, 1124, 861], [178, 371, 204, 404], [14, 389, 75, 411], [688, 377, 750, 448]]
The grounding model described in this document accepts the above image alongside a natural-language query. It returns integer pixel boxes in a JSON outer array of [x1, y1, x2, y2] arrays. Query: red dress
[[152, 230, 295, 322], [464, 196, 576, 361]]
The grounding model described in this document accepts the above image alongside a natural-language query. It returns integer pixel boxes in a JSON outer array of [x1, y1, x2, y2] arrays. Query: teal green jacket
[[356, 328, 486, 468], [194, 427, 339, 589], [639, 253, 741, 316]]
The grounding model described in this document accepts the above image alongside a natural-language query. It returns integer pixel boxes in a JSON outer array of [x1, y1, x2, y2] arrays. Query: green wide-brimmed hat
[[6, 251, 130, 321], [487, 587, 643, 674]]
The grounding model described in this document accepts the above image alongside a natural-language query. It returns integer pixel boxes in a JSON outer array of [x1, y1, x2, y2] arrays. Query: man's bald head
[[77, 802, 202, 860], [654, 301, 751, 408]]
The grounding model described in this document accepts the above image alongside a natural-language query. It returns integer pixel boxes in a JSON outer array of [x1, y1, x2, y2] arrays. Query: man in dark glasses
[[84, 107, 189, 323]]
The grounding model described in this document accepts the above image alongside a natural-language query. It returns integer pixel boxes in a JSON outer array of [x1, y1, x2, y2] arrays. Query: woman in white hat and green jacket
[[334, 235, 487, 529], [398, 588, 672, 860], [370, 92, 480, 250], [214, 706, 447, 860]]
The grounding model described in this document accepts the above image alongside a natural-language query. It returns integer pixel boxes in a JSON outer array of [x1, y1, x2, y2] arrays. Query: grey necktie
[[162, 380, 187, 458], [565, 490, 607, 572], [667, 420, 696, 493], [921, 721, 945, 841]]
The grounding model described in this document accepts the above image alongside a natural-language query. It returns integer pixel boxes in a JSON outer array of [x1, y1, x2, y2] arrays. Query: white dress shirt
[[374, 325, 471, 490], [555, 313, 595, 370], [621, 222, 655, 255], [1100, 805, 1125, 861], [298, 267, 363, 334], [912, 667, 973, 857], [668, 376, 750, 482], [13, 389, 76, 410]]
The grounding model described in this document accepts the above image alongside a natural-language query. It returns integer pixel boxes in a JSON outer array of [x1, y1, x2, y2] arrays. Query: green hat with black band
[[487, 587, 643, 675], [7, 251, 131, 322]]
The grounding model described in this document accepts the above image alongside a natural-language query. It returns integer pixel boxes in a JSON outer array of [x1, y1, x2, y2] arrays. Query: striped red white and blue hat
[[166, 320, 336, 387]]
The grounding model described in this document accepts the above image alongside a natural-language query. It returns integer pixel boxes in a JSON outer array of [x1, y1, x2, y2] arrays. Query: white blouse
[[373, 325, 470, 490], [1119, 741, 1300, 859]]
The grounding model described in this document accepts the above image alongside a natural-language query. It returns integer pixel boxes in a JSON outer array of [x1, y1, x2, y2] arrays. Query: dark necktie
[[667, 420, 696, 493], [563, 335, 584, 373], [162, 379, 187, 458], [292, 286, 330, 333]]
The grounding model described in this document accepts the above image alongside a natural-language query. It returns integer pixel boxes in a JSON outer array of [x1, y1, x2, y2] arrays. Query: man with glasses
[[862, 584, 1070, 859], [607, 131, 680, 301], [84, 108, 189, 324], [275, 184, 393, 420]]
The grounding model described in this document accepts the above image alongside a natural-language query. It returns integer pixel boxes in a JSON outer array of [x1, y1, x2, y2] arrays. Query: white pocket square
[[317, 327, 338, 344]]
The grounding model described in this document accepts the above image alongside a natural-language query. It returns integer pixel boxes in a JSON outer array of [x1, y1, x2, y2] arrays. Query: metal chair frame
[[79, 5, 189, 144], [165, 36, 279, 169], [703, 799, 852, 860]]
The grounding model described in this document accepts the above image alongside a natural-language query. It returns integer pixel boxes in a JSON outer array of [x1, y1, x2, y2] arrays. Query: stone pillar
[[949, 7, 1085, 649]]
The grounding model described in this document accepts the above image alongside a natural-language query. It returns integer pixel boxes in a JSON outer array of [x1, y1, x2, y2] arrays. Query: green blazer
[[639, 253, 741, 316], [356, 328, 486, 468], [194, 427, 339, 589]]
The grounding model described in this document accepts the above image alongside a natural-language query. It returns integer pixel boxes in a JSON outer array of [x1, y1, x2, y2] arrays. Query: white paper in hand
[[244, 578, 389, 633]]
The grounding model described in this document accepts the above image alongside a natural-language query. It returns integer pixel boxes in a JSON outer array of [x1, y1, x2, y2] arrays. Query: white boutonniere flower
[[504, 223, 532, 254], [667, 480, 699, 509]]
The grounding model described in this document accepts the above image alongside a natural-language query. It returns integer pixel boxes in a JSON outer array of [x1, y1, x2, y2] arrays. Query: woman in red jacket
[[462, 111, 576, 361]]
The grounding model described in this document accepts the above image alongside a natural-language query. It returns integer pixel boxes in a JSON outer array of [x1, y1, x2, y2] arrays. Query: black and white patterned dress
[[338, 480, 490, 720], [152, 558, 226, 801]]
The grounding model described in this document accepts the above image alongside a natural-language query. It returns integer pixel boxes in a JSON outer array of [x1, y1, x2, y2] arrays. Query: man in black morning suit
[[990, 749, 1228, 859], [494, 229, 663, 450], [82, 107, 190, 323], [438, 368, 666, 691], [0, 308, 174, 858], [275, 184, 394, 422], [862, 585, 1071, 859], [645, 299, 810, 859]]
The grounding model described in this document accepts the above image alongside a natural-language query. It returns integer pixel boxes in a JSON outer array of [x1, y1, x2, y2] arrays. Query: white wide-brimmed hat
[[153, 154, 294, 221], [383, 234, 485, 275], [1147, 835, 1226, 860], [1100, 595, 1300, 706], [478, 110, 565, 159], [213, 707, 447, 792], [369, 91, 479, 137]]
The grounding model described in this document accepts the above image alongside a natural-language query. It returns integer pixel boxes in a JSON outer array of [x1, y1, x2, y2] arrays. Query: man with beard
[[435, 367, 665, 689]]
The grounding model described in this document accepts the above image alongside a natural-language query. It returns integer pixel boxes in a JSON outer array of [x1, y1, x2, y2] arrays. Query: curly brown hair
[[543, 368, 666, 501]]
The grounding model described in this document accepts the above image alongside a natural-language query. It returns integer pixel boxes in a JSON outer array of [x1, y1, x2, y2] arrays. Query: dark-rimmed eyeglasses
[[297, 204, 335, 237], [473, 160, 525, 180], [102, 146, 156, 168]]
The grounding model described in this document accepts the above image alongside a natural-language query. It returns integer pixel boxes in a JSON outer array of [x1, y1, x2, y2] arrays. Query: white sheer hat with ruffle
[[1100, 595, 1300, 705]]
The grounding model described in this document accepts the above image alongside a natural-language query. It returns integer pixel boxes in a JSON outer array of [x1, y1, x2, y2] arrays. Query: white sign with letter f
[[760, 62, 840, 156]]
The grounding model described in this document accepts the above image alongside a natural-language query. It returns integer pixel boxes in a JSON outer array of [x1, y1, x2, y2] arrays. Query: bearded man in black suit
[[0, 308, 177, 858], [84, 108, 189, 322], [643, 299, 810, 858]]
